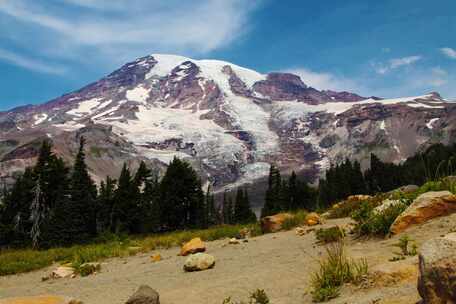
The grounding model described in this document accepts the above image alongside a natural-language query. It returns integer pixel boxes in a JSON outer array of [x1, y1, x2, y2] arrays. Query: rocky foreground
[[1, 189, 456, 304]]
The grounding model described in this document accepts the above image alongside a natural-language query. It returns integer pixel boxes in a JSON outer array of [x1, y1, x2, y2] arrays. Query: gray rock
[[417, 233, 456, 304], [126, 285, 160, 304], [183, 253, 215, 272]]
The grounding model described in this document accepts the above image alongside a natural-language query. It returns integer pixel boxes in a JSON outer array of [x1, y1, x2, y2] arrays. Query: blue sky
[[1, 0, 456, 110]]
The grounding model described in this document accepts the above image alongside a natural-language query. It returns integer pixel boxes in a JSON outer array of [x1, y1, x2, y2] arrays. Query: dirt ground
[[1, 214, 455, 304]]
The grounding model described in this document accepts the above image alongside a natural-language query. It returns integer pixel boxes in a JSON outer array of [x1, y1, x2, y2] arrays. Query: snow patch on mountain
[[67, 98, 103, 117], [426, 118, 440, 129], [33, 113, 48, 126], [126, 86, 150, 104], [105, 104, 247, 167], [225, 96, 279, 157]]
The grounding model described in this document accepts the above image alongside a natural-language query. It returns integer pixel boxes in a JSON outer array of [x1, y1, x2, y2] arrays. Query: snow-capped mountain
[[0, 54, 455, 192]]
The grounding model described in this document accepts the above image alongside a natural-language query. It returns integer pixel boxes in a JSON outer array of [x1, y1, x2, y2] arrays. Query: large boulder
[[390, 191, 456, 234], [392, 185, 420, 194], [125, 285, 160, 304], [0, 296, 81, 304], [179, 237, 206, 256], [417, 233, 456, 304], [183, 253, 215, 272], [260, 213, 293, 233]]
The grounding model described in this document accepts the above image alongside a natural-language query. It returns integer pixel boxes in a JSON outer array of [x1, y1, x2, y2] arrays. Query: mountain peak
[[0, 53, 452, 194]]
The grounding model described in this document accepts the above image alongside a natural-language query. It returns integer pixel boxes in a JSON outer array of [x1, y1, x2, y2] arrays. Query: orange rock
[[260, 213, 293, 233], [150, 253, 162, 262], [390, 191, 456, 234], [179, 237, 206, 256], [0, 295, 81, 304], [305, 212, 321, 226]]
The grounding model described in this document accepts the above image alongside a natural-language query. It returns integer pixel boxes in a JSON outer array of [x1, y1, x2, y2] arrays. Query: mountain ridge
[[0, 54, 455, 195]]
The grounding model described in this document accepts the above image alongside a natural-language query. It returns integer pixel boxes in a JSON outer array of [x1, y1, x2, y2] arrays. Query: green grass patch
[[315, 226, 345, 244], [282, 210, 309, 231], [0, 223, 262, 276], [311, 242, 368, 302]]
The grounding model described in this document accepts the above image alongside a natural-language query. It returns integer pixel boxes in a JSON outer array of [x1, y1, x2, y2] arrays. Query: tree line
[[0, 139, 256, 248], [261, 143, 456, 215]]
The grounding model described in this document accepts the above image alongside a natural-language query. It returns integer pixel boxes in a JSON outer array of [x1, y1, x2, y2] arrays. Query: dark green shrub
[[351, 201, 407, 237]]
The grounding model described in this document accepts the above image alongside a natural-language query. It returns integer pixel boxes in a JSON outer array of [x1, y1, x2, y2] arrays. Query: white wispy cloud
[[0, 48, 66, 74], [0, 0, 259, 70], [373, 55, 422, 74], [283, 68, 365, 93], [440, 47, 456, 59]]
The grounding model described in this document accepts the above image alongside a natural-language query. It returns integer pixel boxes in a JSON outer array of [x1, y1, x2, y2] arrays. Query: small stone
[[125, 285, 160, 304], [51, 266, 75, 279], [305, 212, 321, 226], [150, 253, 162, 262], [183, 253, 215, 272], [228, 238, 240, 245], [179, 238, 206, 256]]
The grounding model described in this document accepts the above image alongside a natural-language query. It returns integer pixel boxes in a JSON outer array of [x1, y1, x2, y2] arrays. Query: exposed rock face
[[0, 295, 81, 304], [390, 191, 456, 234], [179, 238, 206, 256], [125, 285, 160, 304], [0, 53, 455, 203], [183, 253, 215, 272], [417, 233, 456, 304], [260, 213, 293, 233]]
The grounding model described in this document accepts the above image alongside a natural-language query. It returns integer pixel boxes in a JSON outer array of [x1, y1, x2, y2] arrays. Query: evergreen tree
[[62, 137, 97, 243], [0, 168, 35, 246], [141, 175, 160, 232], [222, 190, 234, 225], [204, 185, 218, 227], [97, 176, 117, 232], [159, 158, 205, 230], [261, 165, 282, 217], [112, 163, 134, 233], [31, 141, 70, 247], [234, 188, 256, 224]]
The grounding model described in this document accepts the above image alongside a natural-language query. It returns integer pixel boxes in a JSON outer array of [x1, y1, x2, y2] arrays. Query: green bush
[[315, 227, 345, 244], [326, 194, 388, 219], [311, 242, 368, 302], [351, 201, 407, 237]]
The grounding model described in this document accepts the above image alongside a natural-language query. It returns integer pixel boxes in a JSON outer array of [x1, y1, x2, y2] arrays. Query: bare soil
[[1, 214, 455, 304]]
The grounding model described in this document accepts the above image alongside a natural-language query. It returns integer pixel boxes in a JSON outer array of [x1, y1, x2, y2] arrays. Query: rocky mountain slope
[[0, 54, 455, 190]]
